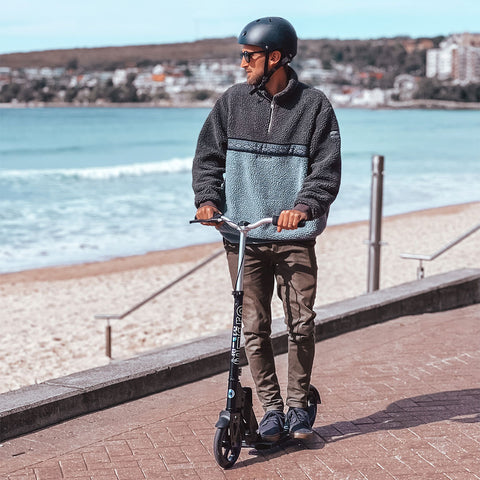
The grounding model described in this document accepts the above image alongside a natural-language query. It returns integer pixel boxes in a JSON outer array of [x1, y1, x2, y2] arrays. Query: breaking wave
[[0, 157, 193, 181]]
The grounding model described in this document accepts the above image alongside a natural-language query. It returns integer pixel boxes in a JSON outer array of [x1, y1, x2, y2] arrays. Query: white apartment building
[[426, 46, 455, 80], [426, 33, 480, 84]]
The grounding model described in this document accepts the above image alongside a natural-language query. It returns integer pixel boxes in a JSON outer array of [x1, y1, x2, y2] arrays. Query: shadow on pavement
[[235, 388, 480, 467], [316, 388, 480, 444]]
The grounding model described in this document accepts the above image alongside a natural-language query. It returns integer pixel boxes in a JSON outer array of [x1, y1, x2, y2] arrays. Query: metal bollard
[[367, 155, 385, 292]]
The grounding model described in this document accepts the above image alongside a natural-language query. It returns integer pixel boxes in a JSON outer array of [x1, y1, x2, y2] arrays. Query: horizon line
[[4, 32, 479, 56]]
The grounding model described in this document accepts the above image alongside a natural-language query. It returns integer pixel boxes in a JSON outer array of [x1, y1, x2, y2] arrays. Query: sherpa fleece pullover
[[192, 68, 341, 244]]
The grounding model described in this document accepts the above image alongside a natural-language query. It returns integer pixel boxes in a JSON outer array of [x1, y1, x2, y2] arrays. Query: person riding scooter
[[192, 16, 341, 441]]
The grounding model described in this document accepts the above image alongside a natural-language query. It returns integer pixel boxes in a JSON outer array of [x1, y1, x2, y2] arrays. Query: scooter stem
[[226, 228, 248, 411], [235, 228, 247, 291]]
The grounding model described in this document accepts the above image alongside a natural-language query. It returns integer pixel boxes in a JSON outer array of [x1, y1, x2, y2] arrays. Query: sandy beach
[[1, 202, 479, 394]]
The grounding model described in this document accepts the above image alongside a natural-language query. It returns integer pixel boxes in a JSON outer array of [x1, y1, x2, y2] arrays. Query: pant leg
[[224, 241, 284, 412], [273, 242, 317, 409]]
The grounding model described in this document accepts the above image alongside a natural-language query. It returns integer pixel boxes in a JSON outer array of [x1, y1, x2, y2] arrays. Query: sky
[[1, 0, 480, 55]]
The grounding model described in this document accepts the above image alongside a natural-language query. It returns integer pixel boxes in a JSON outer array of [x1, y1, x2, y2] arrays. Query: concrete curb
[[1, 268, 479, 442]]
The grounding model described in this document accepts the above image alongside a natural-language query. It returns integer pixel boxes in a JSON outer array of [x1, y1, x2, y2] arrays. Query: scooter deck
[[244, 432, 291, 450]]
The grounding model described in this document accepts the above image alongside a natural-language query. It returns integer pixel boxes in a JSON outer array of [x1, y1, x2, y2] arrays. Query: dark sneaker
[[286, 407, 313, 439], [258, 410, 285, 442]]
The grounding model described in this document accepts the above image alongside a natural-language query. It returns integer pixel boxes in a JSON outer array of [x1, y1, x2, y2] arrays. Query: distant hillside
[[0, 36, 442, 71], [0, 37, 239, 70]]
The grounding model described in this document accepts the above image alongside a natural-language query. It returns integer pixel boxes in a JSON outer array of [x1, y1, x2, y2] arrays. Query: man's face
[[240, 45, 267, 86]]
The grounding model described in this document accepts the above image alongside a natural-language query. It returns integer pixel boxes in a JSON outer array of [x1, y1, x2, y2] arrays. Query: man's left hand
[[276, 209, 308, 232]]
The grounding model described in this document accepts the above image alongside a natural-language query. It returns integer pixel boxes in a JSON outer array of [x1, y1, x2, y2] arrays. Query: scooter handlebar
[[190, 214, 306, 229], [189, 213, 223, 224]]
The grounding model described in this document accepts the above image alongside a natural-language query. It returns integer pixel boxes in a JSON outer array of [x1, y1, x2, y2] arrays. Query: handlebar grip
[[272, 216, 306, 228], [190, 213, 222, 224]]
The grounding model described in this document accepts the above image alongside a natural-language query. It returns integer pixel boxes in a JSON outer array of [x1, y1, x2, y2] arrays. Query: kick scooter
[[190, 214, 321, 469]]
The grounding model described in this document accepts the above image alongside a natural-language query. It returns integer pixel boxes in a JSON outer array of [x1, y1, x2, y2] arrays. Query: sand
[[1, 202, 479, 393]]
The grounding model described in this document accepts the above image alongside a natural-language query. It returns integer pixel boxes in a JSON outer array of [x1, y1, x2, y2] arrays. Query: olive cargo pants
[[224, 240, 317, 411]]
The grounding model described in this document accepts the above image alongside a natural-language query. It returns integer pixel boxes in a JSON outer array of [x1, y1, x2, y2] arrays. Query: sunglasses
[[240, 50, 266, 63]]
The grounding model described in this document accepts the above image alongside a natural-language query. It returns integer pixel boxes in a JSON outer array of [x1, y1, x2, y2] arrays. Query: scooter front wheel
[[213, 425, 241, 469]]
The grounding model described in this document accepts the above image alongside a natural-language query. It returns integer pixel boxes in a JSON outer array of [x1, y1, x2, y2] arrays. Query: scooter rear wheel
[[307, 384, 321, 427], [213, 425, 241, 469]]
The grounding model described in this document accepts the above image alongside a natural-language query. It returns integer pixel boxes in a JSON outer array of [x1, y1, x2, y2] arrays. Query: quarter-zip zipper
[[268, 101, 275, 134]]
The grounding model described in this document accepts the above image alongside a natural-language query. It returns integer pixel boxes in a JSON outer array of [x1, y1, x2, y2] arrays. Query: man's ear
[[269, 50, 282, 66]]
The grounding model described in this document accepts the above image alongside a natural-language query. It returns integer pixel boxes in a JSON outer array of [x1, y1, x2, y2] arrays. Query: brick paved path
[[1, 304, 479, 479]]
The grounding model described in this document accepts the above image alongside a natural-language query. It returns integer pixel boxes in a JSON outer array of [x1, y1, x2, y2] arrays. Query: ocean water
[[1, 107, 479, 273]]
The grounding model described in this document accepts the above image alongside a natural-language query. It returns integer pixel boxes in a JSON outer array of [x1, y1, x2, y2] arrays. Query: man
[[192, 17, 341, 441]]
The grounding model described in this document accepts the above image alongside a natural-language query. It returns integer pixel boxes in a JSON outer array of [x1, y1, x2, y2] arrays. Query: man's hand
[[195, 205, 222, 227], [276, 209, 308, 232]]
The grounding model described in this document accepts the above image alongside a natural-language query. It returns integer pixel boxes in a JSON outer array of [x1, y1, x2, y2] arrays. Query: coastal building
[[112, 68, 138, 87], [454, 45, 480, 84], [298, 58, 338, 85], [426, 33, 480, 84], [0, 67, 10, 87], [426, 46, 455, 80], [393, 74, 418, 100]]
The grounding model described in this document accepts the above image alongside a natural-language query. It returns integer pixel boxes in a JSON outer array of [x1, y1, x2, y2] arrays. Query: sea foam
[[0, 157, 193, 181]]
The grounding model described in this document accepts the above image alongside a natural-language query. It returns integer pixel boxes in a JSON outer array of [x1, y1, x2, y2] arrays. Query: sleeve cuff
[[199, 201, 219, 209], [294, 203, 312, 220]]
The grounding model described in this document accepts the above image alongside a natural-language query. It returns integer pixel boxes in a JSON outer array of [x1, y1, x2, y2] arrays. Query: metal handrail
[[400, 222, 480, 279], [95, 247, 224, 358]]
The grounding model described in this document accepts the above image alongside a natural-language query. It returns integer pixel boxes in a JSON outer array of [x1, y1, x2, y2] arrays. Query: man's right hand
[[195, 205, 223, 227]]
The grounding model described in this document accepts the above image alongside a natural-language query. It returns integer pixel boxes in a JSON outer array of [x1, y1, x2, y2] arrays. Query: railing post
[[105, 320, 112, 359], [417, 260, 425, 280], [95, 248, 224, 358], [367, 155, 384, 292], [400, 222, 480, 280]]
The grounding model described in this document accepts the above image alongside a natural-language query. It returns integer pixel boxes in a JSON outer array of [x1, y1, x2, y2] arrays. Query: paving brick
[[104, 440, 133, 458], [32, 464, 63, 480], [445, 472, 480, 480], [115, 465, 147, 480], [90, 473, 118, 480], [194, 466, 227, 480], [1, 304, 480, 479], [168, 471, 201, 479], [5, 473, 37, 480], [356, 465, 397, 480], [59, 455, 89, 477], [82, 446, 111, 468], [160, 446, 190, 466]]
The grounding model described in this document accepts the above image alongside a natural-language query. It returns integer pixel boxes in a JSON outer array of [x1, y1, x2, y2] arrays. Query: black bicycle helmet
[[238, 16, 297, 61], [238, 17, 297, 93]]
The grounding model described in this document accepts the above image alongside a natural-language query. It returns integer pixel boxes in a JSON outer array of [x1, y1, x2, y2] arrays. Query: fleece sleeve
[[192, 97, 228, 209], [295, 100, 342, 219]]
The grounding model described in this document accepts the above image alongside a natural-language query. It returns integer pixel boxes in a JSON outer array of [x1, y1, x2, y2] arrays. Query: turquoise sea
[[0, 107, 479, 273]]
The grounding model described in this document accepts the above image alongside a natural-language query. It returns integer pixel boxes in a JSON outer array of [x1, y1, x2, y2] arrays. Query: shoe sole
[[290, 430, 313, 440], [260, 433, 281, 442]]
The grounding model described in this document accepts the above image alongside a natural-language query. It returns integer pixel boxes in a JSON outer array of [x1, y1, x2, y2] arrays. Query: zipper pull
[[268, 102, 275, 134]]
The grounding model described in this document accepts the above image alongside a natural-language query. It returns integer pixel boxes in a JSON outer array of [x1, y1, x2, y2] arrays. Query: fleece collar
[[254, 67, 299, 104]]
